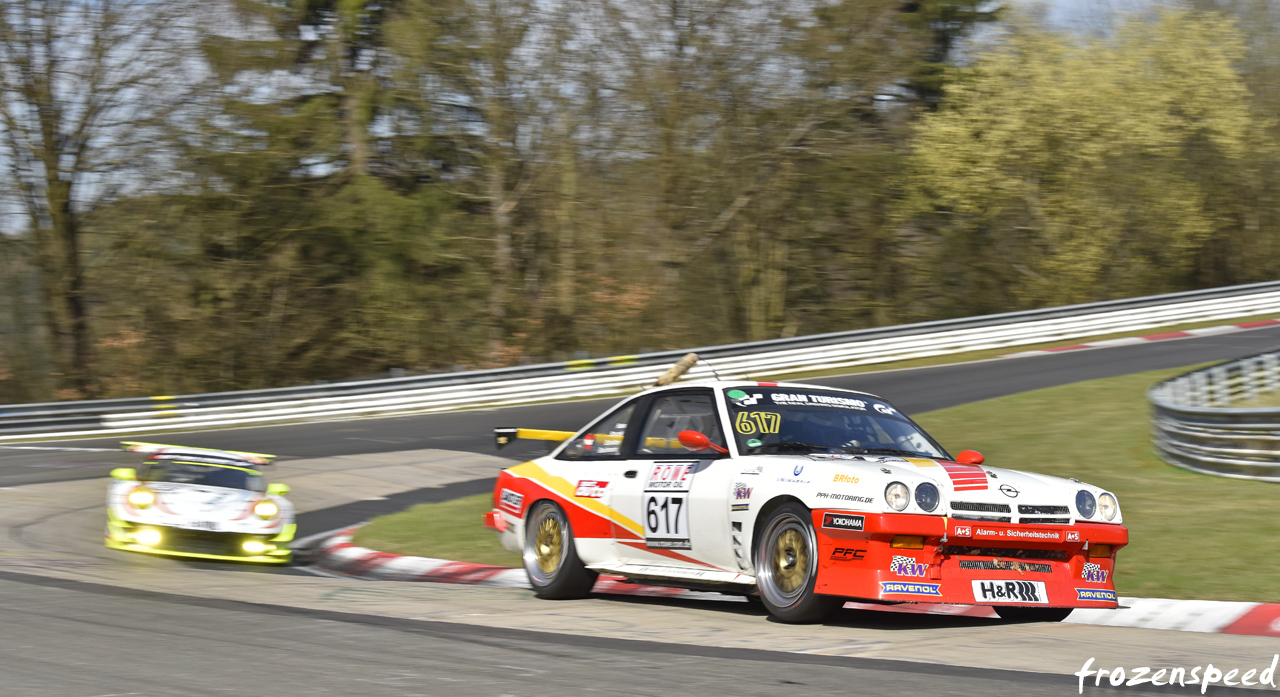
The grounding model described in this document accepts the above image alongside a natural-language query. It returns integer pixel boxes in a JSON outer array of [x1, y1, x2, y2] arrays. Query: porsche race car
[[105, 442, 295, 563], [486, 380, 1127, 623]]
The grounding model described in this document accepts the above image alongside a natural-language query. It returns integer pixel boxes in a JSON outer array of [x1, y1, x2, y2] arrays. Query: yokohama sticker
[[821, 513, 865, 531], [972, 579, 1048, 604], [499, 488, 524, 514]]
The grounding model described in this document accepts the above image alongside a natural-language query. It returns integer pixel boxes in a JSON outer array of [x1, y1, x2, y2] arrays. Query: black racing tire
[[754, 502, 843, 623], [994, 606, 1074, 623], [522, 500, 597, 599]]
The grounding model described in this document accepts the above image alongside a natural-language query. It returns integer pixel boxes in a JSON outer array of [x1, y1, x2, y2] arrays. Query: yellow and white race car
[[105, 442, 295, 563]]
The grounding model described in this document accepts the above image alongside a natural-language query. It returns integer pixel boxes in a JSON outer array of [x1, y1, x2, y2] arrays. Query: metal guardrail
[[7, 280, 1280, 441], [1150, 351, 1280, 481]]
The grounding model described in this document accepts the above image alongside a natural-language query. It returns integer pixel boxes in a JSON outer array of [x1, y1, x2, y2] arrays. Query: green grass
[[355, 362, 1280, 602], [351, 493, 521, 568]]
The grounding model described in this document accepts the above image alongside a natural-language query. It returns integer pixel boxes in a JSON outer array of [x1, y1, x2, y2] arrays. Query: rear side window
[[636, 391, 725, 457], [558, 401, 638, 460]]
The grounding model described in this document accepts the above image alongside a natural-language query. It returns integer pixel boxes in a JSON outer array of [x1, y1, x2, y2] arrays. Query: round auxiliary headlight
[[1076, 490, 1096, 519], [254, 500, 279, 519], [128, 488, 155, 507], [885, 482, 910, 512], [242, 540, 269, 554], [134, 528, 162, 546], [1098, 493, 1118, 521], [914, 482, 940, 513]]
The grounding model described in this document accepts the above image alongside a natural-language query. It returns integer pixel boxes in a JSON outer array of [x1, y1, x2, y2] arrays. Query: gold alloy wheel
[[534, 514, 563, 575], [771, 527, 808, 594]]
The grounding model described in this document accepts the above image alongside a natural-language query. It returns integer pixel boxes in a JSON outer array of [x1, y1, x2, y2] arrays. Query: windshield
[[723, 387, 947, 459], [141, 460, 264, 492]]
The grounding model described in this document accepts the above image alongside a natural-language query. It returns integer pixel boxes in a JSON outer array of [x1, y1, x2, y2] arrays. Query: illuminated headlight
[[885, 482, 910, 512], [128, 488, 155, 508], [134, 528, 162, 546], [1098, 493, 1118, 521], [914, 482, 940, 513], [242, 540, 270, 554], [253, 500, 279, 519], [1076, 490, 1096, 519]]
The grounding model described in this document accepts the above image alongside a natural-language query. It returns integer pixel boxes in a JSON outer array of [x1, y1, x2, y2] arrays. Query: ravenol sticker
[[1076, 588, 1117, 602], [499, 488, 524, 514], [881, 581, 941, 597]]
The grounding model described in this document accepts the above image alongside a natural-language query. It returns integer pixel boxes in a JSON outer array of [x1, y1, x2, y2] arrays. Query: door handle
[[624, 470, 637, 478]]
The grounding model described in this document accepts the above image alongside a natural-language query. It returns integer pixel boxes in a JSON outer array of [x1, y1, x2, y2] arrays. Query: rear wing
[[121, 441, 276, 466], [494, 428, 575, 451]]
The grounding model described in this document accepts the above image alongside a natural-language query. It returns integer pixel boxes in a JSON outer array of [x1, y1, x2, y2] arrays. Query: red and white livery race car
[[486, 379, 1127, 623]]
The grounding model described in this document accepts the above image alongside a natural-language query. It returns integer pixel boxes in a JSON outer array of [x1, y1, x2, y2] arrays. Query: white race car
[[486, 380, 1127, 623], [105, 442, 295, 563]]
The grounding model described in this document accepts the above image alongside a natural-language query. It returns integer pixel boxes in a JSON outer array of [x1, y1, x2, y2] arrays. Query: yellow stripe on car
[[507, 461, 644, 535]]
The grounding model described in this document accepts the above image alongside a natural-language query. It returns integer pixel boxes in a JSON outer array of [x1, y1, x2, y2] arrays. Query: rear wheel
[[754, 503, 843, 623], [994, 606, 1074, 623], [523, 500, 597, 599]]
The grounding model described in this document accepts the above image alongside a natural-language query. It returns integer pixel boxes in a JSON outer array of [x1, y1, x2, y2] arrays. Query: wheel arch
[[751, 494, 807, 559]]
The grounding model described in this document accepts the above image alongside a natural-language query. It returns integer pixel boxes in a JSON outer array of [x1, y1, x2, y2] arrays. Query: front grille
[[939, 546, 1069, 561], [1018, 505, 1070, 515], [158, 527, 255, 556], [1019, 517, 1071, 525], [952, 514, 1012, 523], [951, 502, 1011, 513], [959, 560, 1053, 573]]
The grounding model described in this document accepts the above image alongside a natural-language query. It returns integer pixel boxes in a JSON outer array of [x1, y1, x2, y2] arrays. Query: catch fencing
[[6, 280, 1280, 441]]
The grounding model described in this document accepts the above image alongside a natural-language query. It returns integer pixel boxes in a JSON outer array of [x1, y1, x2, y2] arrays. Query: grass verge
[[354, 363, 1280, 602]]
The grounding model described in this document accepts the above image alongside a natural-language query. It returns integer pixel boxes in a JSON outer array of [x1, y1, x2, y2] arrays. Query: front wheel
[[522, 500, 597, 599], [754, 503, 843, 623], [994, 606, 1074, 623]]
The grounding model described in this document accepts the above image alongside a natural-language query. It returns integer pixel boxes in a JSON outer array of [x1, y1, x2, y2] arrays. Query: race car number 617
[[644, 494, 690, 549]]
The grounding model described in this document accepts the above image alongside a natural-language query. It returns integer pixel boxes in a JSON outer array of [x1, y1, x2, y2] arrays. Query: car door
[[611, 389, 730, 568], [551, 398, 644, 565]]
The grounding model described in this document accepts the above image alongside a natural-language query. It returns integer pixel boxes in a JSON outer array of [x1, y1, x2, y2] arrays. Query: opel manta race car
[[486, 380, 1127, 623], [105, 442, 295, 563]]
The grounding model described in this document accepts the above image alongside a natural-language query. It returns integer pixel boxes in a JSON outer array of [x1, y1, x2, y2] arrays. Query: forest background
[[0, 0, 1274, 402]]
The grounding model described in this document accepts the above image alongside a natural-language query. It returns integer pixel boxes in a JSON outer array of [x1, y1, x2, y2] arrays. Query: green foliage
[[908, 8, 1259, 311]]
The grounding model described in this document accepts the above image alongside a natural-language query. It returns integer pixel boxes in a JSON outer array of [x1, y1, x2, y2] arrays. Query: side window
[[558, 401, 638, 460], [636, 391, 726, 457]]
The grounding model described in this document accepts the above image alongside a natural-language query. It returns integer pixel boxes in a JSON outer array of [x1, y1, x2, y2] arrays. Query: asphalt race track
[[3, 327, 1280, 696]]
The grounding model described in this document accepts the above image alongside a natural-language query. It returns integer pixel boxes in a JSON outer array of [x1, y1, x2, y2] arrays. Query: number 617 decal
[[644, 494, 690, 550], [735, 411, 781, 435]]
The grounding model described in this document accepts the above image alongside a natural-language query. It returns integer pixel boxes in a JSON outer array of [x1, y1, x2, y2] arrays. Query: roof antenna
[[700, 355, 724, 381]]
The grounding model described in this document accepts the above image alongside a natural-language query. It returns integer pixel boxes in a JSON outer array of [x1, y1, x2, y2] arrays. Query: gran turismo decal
[[972, 580, 1049, 604], [1082, 562, 1109, 584], [890, 555, 928, 577], [499, 488, 524, 514], [821, 513, 864, 531], [830, 548, 866, 561], [1076, 588, 1117, 602], [573, 480, 608, 498], [881, 581, 941, 597]]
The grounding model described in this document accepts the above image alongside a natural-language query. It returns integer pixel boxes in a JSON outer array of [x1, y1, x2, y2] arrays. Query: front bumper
[[106, 518, 295, 564], [813, 510, 1127, 608]]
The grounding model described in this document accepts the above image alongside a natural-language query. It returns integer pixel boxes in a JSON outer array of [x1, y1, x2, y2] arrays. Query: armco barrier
[[1150, 350, 1280, 481], [7, 280, 1280, 441]]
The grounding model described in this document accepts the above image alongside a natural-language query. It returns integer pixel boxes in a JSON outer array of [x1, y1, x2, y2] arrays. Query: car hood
[[148, 483, 257, 520]]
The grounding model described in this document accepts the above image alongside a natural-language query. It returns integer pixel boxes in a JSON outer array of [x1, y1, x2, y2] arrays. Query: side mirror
[[956, 450, 985, 465], [110, 467, 137, 481], [677, 430, 729, 455], [267, 483, 291, 496]]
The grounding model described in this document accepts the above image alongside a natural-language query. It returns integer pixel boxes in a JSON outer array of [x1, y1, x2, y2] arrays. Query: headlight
[[254, 500, 279, 519], [242, 540, 270, 554], [914, 482, 940, 512], [1075, 490, 1096, 519], [128, 488, 155, 508], [885, 482, 910, 511], [134, 528, 161, 546], [1098, 493, 1118, 521]]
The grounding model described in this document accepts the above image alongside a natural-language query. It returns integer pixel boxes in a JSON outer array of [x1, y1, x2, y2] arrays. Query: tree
[[0, 0, 198, 397], [906, 8, 1255, 312]]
